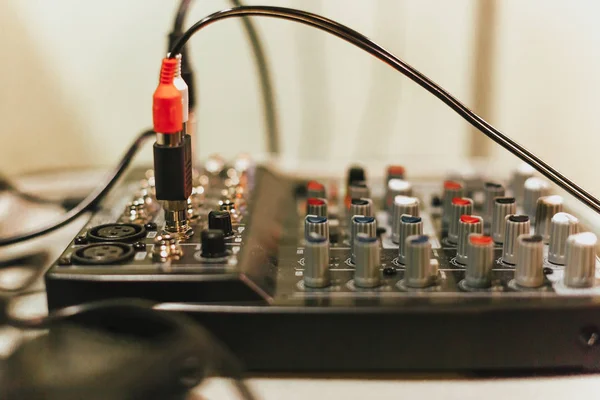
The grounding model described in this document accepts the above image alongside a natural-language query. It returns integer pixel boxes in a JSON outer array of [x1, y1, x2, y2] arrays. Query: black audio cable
[[170, 0, 280, 154], [168, 5, 600, 216], [0, 174, 83, 209], [0, 130, 155, 247], [3, 298, 258, 400]]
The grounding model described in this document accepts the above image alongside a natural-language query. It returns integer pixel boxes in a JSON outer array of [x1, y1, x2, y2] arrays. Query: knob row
[[304, 229, 597, 290]]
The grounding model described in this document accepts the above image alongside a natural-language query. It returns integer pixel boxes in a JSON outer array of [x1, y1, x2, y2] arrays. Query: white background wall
[[0, 0, 475, 171], [1, 0, 600, 197]]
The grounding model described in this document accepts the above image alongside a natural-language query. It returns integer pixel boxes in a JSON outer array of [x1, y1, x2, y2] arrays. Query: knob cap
[[201, 229, 227, 258], [397, 215, 424, 264], [548, 212, 579, 265], [442, 180, 464, 225], [448, 197, 473, 244], [534, 195, 564, 243], [404, 234, 435, 288], [386, 165, 405, 181], [305, 215, 329, 241], [523, 177, 550, 221], [354, 234, 381, 288], [306, 198, 328, 217], [307, 180, 326, 199], [349, 198, 373, 218], [502, 214, 530, 265], [456, 215, 483, 265], [514, 234, 544, 288], [491, 197, 516, 243], [511, 163, 535, 203], [385, 179, 412, 211], [304, 233, 330, 288], [391, 196, 420, 244], [347, 166, 366, 187], [483, 182, 505, 221], [351, 215, 377, 263], [564, 232, 597, 288], [208, 210, 234, 237], [465, 234, 495, 289], [348, 182, 370, 200]]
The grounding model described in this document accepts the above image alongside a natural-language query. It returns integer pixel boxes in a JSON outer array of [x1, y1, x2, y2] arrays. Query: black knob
[[208, 210, 234, 237], [347, 166, 366, 187], [201, 229, 227, 258]]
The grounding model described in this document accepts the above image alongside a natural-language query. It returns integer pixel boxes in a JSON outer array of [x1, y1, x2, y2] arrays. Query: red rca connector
[[153, 58, 183, 133]]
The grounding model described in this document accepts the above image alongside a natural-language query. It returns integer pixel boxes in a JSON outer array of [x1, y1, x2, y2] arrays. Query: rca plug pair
[[152, 56, 193, 237]]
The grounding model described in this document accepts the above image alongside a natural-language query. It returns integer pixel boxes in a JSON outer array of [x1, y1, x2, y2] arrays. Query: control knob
[[304, 233, 330, 288], [501, 214, 530, 265], [564, 232, 597, 288], [353, 233, 381, 288], [514, 234, 544, 288], [548, 212, 579, 265], [391, 196, 420, 244]]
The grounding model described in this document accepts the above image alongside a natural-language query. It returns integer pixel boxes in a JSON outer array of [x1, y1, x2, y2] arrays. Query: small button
[[133, 242, 146, 251], [145, 222, 158, 231], [74, 236, 87, 245]]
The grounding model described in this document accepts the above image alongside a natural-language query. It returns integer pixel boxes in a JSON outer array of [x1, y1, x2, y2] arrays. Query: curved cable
[[173, 0, 192, 34], [171, 0, 280, 154], [229, 0, 280, 154], [0, 130, 155, 247], [169, 5, 600, 215]]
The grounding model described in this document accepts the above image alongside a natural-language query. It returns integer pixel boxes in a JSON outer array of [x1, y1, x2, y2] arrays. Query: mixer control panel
[[45, 158, 600, 372]]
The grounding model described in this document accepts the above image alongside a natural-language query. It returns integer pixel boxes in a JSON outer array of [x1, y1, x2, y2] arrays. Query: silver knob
[[448, 197, 473, 244], [348, 198, 373, 237], [404, 234, 435, 288], [548, 212, 579, 265], [391, 196, 420, 244], [349, 197, 373, 219], [456, 215, 483, 265], [523, 177, 550, 221], [442, 180, 464, 225], [515, 234, 544, 288], [397, 215, 424, 264], [351, 215, 377, 264], [304, 233, 330, 288], [502, 214, 530, 265], [305, 215, 329, 241], [307, 180, 326, 199], [348, 182, 370, 200], [385, 179, 412, 211], [511, 163, 535, 203], [465, 234, 495, 289], [354, 233, 381, 288], [564, 232, 597, 288], [483, 182, 505, 221], [306, 198, 327, 217], [534, 195, 564, 243], [491, 197, 516, 244]]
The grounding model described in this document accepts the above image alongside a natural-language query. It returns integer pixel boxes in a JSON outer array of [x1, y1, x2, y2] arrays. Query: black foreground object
[[1, 300, 249, 400]]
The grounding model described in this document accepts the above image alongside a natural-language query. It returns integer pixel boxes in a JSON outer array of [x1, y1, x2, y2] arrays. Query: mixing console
[[45, 156, 600, 372]]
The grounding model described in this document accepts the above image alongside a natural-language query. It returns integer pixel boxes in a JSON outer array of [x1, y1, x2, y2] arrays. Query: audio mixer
[[45, 156, 600, 372]]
